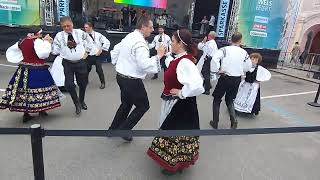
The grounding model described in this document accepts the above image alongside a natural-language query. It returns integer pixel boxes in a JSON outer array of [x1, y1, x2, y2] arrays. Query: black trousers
[[109, 74, 150, 130], [213, 75, 241, 105], [62, 60, 88, 106], [87, 55, 105, 84], [201, 58, 211, 92], [153, 56, 167, 77]]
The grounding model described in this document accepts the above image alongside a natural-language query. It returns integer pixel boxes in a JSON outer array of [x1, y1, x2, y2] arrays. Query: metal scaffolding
[[41, 0, 55, 26], [226, 0, 241, 41], [278, 0, 301, 53]]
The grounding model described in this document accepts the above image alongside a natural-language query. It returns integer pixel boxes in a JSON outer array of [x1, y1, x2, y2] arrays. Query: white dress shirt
[[6, 39, 51, 63], [209, 16, 215, 26], [197, 39, 218, 71], [52, 29, 87, 61], [86, 31, 111, 56], [210, 45, 252, 77], [111, 30, 161, 79], [149, 33, 171, 51]]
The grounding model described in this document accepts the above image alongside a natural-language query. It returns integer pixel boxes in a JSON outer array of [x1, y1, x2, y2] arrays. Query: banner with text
[[216, 0, 231, 38], [57, 0, 69, 21], [0, 0, 40, 25], [238, 0, 289, 49]]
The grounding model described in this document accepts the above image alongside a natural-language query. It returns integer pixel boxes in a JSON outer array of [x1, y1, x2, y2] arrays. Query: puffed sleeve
[[176, 58, 205, 98], [6, 42, 23, 63], [134, 42, 161, 74], [34, 39, 52, 59]]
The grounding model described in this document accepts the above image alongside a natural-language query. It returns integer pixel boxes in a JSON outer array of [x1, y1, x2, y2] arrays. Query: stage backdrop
[[238, 0, 288, 49], [114, 0, 167, 9], [0, 0, 40, 25]]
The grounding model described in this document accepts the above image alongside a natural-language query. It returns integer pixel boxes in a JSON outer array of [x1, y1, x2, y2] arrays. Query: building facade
[[285, 0, 320, 53]]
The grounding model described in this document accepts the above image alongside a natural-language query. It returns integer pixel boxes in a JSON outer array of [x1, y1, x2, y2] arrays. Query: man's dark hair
[[231, 32, 242, 43], [158, 25, 165, 30], [136, 15, 151, 29], [60, 16, 72, 23], [85, 22, 94, 28]]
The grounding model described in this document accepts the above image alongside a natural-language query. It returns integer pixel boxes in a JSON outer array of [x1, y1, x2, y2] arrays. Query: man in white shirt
[[84, 22, 111, 89], [109, 16, 166, 141], [149, 25, 171, 79], [209, 15, 215, 32], [197, 31, 218, 95], [209, 32, 252, 129], [52, 16, 89, 116]]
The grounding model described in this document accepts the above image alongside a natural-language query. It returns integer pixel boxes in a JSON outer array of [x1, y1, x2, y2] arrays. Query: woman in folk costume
[[147, 29, 204, 175], [0, 31, 61, 123], [234, 53, 271, 115]]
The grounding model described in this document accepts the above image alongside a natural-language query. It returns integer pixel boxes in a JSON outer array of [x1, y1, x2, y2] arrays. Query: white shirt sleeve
[[167, 36, 172, 52], [149, 36, 157, 49], [177, 58, 205, 99], [6, 42, 23, 63], [52, 33, 62, 55], [134, 43, 161, 74], [34, 39, 52, 59], [99, 34, 111, 51], [198, 42, 205, 50], [243, 54, 252, 73], [111, 42, 121, 65], [210, 49, 224, 72]]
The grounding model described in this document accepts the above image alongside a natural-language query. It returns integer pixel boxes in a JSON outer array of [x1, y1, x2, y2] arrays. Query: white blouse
[[6, 39, 52, 63], [172, 52, 205, 99]]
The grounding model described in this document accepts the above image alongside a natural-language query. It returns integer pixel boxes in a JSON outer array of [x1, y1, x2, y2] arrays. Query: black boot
[[79, 87, 87, 110], [210, 101, 220, 129], [100, 83, 105, 89], [39, 111, 49, 117], [151, 73, 158, 80], [23, 113, 34, 123], [75, 103, 82, 115], [80, 102, 88, 110], [99, 74, 106, 89], [227, 103, 238, 129]]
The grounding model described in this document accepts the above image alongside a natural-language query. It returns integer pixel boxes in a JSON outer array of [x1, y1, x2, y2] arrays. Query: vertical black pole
[[308, 84, 320, 107], [30, 124, 45, 180]]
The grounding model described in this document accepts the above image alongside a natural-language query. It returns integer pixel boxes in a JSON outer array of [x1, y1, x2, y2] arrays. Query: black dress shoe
[[75, 105, 82, 115], [151, 74, 158, 80], [122, 136, 133, 142], [39, 111, 49, 117], [23, 113, 34, 123], [81, 102, 88, 110], [161, 169, 183, 176], [100, 83, 106, 89], [231, 121, 238, 129], [203, 90, 210, 95]]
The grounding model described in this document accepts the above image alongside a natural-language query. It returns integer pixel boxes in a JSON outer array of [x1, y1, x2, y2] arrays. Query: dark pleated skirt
[[0, 65, 61, 113], [147, 97, 200, 173]]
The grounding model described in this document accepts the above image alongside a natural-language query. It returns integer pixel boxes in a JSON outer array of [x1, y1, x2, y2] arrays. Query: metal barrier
[[308, 83, 320, 107], [2, 125, 320, 180], [278, 52, 320, 80]]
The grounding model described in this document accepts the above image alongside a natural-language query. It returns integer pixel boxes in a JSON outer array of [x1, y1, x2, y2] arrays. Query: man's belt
[[63, 59, 82, 63], [117, 72, 139, 80]]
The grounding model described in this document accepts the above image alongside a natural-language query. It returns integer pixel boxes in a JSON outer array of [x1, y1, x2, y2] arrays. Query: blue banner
[[216, 0, 230, 38], [57, 0, 69, 21]]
